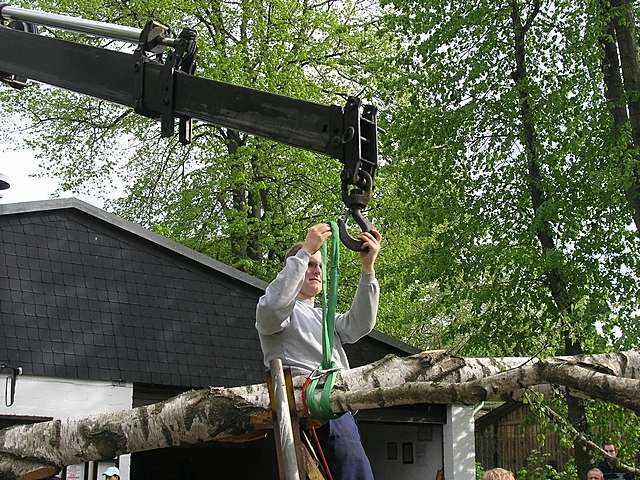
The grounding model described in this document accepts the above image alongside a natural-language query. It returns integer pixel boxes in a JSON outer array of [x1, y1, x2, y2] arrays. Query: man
[[588, 469, 604, 480], [256, 223, 382, 480], [102, 466, 120, 480], [597, 443, 635, 480]]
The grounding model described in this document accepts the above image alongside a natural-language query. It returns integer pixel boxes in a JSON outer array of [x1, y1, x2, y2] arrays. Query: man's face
[[604, 444, 617, 459], [300, 251, 322, 299], [587, 471, 603, 480]]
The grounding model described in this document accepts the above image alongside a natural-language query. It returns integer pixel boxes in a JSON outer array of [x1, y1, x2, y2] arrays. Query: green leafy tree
[[377, 0, 640, 476]]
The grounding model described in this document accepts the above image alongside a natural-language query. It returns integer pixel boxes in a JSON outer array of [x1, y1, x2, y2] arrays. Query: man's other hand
[[359, 229, 381, 273], [302, 223, 332, 254]]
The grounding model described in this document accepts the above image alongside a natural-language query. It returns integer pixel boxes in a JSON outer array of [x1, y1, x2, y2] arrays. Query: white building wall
[[443, 404, 476, 480], [1, 375, 132, 418], [361, 422, 444, 480], [0, 375, 133, 480]]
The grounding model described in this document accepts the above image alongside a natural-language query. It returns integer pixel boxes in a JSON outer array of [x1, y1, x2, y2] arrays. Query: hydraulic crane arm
[[0, 6, 378, 250]]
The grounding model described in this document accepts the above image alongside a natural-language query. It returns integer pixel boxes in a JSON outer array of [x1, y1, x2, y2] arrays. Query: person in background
[[483, 468, 516, 480], [597, 443, 636, 480], [102, 466, 120, 480]]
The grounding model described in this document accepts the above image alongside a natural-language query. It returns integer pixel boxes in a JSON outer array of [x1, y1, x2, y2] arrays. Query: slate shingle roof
[[0, 199, 416, 388]]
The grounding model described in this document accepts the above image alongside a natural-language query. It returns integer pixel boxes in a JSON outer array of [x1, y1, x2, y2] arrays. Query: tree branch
[[2, 351, 640, 479]]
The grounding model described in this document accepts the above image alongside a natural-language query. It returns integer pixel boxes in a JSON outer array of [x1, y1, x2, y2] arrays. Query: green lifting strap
[[306, 221, 340, 423]]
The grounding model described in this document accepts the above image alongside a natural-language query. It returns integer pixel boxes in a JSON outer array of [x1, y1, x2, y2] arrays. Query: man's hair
[[587, 468, 604, 479], [286, 242, 304, 259], [483, 468, 515, 480]]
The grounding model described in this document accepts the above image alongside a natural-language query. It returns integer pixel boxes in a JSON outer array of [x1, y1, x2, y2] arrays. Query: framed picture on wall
[[402, 442, 414, 464], [387, 442, 398, 460]]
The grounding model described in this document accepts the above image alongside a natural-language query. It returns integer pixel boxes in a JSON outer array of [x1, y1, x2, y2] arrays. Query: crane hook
[[338, 207, 374, 251]]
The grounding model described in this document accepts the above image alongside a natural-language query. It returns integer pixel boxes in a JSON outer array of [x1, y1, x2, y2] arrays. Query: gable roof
[[0, 198, 417, 388], [0, 198, 267, 291]]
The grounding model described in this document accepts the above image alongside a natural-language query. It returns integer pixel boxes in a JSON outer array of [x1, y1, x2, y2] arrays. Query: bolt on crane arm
[[0, 6, 378, 250]]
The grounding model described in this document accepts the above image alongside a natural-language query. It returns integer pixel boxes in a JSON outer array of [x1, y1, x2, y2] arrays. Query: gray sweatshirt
[[255, 249, 379, 376]]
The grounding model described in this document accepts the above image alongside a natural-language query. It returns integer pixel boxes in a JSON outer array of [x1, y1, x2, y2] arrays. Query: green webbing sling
[[306, 221, 340, 423]]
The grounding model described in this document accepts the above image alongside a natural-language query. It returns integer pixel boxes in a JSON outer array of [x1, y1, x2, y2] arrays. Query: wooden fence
[[475, 402, 573, 474]]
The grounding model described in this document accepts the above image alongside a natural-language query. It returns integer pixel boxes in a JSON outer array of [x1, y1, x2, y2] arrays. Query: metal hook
[[338, 208, 374, 251]]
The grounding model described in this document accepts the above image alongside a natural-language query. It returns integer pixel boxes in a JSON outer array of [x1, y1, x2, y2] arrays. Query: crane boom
[[0, 6, 378, 249]]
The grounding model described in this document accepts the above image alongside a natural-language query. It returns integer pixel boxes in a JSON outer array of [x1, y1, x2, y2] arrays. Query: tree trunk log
[[611, 0, 640, 146], [1, 350, 639, 480], [510, 1, 592, 476], [601, 0, 640, 231]]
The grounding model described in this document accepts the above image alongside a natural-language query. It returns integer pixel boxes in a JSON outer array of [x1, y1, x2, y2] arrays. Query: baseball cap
[[102, 466, 120, 477]]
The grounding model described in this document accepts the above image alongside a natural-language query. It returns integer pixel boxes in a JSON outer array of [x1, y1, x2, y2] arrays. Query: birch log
[[1, 350, 639, 480]]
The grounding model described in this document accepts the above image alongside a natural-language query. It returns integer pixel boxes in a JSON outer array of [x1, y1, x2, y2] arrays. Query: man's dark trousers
[[315, 412, 374, 480]]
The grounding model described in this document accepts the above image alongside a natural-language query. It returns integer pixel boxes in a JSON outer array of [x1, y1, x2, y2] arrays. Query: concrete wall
[[0, 375, 133, 479], [443, 405, 477, 480], [1, 375, 132, 418]]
